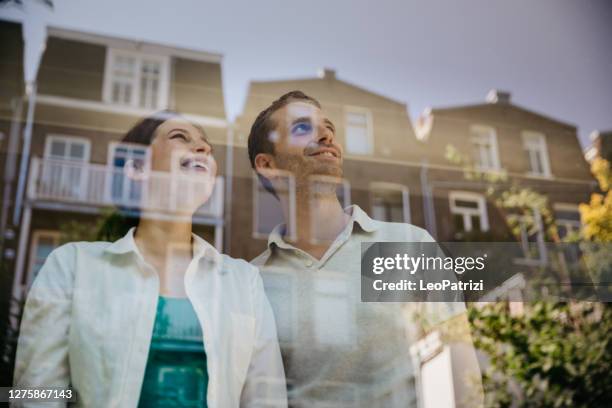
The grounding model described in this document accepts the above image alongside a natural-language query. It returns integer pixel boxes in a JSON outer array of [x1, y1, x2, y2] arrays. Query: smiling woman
[[13, 111, 288, 407]]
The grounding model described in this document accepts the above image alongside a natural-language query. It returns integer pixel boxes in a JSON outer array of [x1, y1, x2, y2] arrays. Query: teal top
[[138, 296, 208, 408]]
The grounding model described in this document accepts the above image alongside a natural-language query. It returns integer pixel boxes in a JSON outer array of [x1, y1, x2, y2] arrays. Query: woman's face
[[148, 117, 218, 212]]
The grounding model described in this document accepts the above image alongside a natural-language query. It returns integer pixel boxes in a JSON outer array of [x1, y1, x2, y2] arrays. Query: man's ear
[[254, 153, 278, 180]]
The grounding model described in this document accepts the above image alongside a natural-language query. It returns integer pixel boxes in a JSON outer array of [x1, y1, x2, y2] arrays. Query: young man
[[248, 91, 483, 407]]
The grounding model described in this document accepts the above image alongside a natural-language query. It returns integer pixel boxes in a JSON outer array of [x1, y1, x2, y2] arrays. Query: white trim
[[26, 230, 61, 289], [47, 26, 223, 64], [106, 142, 152, 204], [553, 202, 581, 238], [106, 141, 152, 171], [252, 171, 297, 241], [44, 134, 91, 162], [43, 135, 91, 201], [553, 202, 579, 212], [259, 269, 299, 345], [312, 272, 357, 348], [448, 191, 489, 232], [513, 207, 548, 266], [369, 181, 411, 224], [36, 94, 228, 129], [344, 106, 374, 155], [103, 48, 170, 110], [307, 174, 352, 207], [470, 124, 501, 171], [522, 130, 552, 178]]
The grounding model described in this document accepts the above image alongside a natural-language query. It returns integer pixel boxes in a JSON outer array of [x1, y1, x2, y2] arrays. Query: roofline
[[250, 74, 408, 108], [429, 102, 577, 130], [47, 26, 223, 64]]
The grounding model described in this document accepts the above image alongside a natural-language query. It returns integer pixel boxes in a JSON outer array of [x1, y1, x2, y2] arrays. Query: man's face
[[267, 101, 343, 180]]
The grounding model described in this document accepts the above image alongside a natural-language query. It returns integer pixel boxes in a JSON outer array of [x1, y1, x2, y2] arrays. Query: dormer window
[[470, 125, 500, 171], [344, 107, 373, 155], [522, 131, 552, 177], [103, 49, 169, 110]]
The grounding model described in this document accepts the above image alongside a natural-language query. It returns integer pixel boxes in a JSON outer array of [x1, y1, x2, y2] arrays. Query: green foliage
[[445, 145, 560, 243], [469, 302, 612, 408], [58, 208, 133, 244]]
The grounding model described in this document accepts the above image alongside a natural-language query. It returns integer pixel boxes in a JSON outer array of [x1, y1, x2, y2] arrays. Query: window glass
[[28, 233, 60, 286], [345, 110, 371, 155], [470, 126, 499, 170]]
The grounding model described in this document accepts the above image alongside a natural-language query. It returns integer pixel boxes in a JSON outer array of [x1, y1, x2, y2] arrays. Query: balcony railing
[[27, 157, 224, 219]]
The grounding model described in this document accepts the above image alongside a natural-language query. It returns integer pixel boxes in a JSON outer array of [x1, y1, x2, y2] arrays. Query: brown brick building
[[0, 21, 230, 302], [0, 19, 595, 318], [229, 75, 594, 262]]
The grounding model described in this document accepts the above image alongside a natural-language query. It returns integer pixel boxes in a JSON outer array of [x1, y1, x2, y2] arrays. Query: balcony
[[26, 158, 224, 223]]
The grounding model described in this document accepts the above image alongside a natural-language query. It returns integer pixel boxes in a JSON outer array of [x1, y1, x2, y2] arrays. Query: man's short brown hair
[[247, 90, 321, 195], [249, 91, 321, 168]]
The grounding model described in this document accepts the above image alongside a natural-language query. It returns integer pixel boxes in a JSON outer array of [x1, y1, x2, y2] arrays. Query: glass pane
[[454, 199, 479, 209], [472, 215, 482, 232], [345, 126, 370, 154], [69, 143, 85, 160], [453, 214, 465, 232], [346, 111, 367, 126], [50, 140, 66, 157]]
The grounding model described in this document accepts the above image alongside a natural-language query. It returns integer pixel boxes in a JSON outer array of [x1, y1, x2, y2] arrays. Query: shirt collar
[[105, 226, 221, 266], [266, 204, 379, 250]]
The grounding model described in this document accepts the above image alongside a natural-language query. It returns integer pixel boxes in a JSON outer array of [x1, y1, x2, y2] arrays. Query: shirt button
[[305, 259, 313, 267]]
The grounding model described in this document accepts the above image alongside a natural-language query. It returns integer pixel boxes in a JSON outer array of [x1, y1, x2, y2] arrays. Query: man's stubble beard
[[276, 153, 344, 189]]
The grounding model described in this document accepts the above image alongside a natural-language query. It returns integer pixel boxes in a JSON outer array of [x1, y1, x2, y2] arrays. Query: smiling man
[[248, 91, 483, 407]]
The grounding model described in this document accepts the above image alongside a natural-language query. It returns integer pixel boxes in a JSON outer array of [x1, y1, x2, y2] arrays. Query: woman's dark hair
[[96, 110, 209, 241]]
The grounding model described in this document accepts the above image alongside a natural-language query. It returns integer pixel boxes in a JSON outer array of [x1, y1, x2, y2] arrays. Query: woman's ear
[[124, 159, 149, 181], [254, 153, 277, 180]]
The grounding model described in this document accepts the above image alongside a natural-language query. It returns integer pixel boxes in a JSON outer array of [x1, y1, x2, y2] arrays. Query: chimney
[[486, 89, 511, 104], [318, 68, 336, 80]]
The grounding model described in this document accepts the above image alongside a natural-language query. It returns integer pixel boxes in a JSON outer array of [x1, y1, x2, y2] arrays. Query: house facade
[[0, 21, 230, 305]]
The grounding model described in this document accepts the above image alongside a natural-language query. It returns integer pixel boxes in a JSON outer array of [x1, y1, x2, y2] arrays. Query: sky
[[2, 0, 611, 147]]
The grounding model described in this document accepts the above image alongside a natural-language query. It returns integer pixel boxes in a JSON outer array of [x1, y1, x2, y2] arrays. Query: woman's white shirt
[[13, 228, 287, 408]]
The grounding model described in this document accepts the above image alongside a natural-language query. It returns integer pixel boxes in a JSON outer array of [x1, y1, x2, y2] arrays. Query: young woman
[[14, 111, 287, 407]]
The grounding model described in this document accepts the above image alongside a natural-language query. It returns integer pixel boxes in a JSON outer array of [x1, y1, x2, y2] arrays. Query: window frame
[[553, 202, 581, 238], [259, 269, 299, 345], [252, 170, 297, 241], [106, 141, 152, 205], [102, 48, 170, 110], [312, 273, 356, 348], [470, 124, 501, 171], [26, 230, 61, 289], [44, 134, 91, 162], [343, 106, 374, 156], [448, 191, 489, 232], [369, 181, 411, 224], [522, 130, 552, 178]]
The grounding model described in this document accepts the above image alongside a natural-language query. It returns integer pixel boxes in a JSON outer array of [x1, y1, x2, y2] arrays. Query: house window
[[26, 231, 60, 288], [108, 142, 150, 205], [344, 108, 373, 155], [103, 49, 169, 109], [42, 135, 91, 200], [553, 203, 581, 240], [252, 171, 296, 240], [449, 191, 489, 233], [307, 175, 351, 243], [313, 277, 354, 346], [44, 135, 91, 162], [522, 131, 552, 177], [370, 182, 410, 223], [261, 272, 296, 344], [470, 125, 500, 171], [514, 207, 547, 265]]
